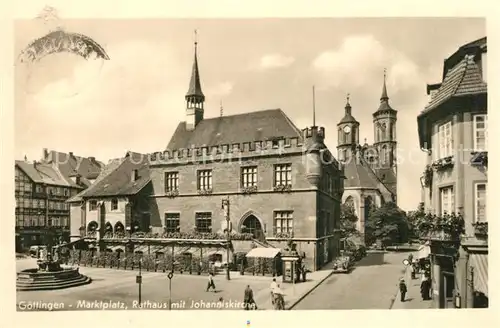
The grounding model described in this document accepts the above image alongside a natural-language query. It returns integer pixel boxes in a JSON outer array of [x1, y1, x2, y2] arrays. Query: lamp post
[[221, 196, 231, 281], [136, 259, 143, 307], [126, 226, 131, 238], [167, 271, 173, 310]]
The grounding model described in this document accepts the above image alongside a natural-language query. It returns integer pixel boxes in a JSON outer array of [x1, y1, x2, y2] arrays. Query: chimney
[[76, 176, 81, 185], [43, 148, 49, 160], [69, 152, 74, 157], [89, 157, 95, 162], [132, 169, 139, 182], [33, 160, 38, 168]]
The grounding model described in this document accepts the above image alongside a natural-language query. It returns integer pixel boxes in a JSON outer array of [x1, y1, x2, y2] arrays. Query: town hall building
[[147, 40, 345, 271]]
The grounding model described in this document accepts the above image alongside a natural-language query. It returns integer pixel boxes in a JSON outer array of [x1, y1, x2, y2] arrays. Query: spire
[[186, 29, 205, 101], [345, 93, 352, 115], [380, 68, 389, 102], [220, 100, 223, 117]]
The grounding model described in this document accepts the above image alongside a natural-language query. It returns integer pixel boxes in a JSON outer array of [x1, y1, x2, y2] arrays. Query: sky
[[14, 18, 485, 211]]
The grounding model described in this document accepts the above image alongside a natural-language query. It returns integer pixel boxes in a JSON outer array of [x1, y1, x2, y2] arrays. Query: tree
[[340, 203, 359, 238], [365, 201, 409, 247], [406, 202, 425, 241]]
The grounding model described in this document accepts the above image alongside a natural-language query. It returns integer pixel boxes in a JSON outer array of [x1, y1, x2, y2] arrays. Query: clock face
[[343, 126, 351, 134]]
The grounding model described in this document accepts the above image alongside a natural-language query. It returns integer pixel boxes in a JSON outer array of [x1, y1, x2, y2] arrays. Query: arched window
[[364, 196, 373, 220], [381, 123, 387, 140], [344, 196, 357, 216]]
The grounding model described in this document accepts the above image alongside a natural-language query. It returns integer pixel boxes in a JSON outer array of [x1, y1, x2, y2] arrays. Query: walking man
[[206, 272, 216, 292], [399, 278, 407, 302]]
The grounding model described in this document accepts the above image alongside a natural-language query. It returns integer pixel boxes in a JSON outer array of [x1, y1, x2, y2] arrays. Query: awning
[[417, 244, 431, 259], [245, 247, 280, 259], [469, 253, 488, 297], [207, 250, 224, 256]]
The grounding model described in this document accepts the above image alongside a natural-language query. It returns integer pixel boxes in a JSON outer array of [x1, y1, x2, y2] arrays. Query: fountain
[[17, 247, 91, 291]]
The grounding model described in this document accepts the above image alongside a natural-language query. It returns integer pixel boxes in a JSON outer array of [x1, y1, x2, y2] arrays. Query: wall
[[424, 111, 487, 235], [69, 203, 83, 240]]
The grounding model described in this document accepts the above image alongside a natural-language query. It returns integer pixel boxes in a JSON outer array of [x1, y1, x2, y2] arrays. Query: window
[[89, 200, 98, 211], [475, 183, 487, 222], [438, 121, 453, 158], [164, 172, 179, 192], [195, 212, 212, 233], [36, 185, 43, 193], [197, 170, 212, 191], [274, 211, 293, 235], [473, 114, 488, 151], [164, 213, 180, 233], [241, 166, 258, 188], [64, 189, 69, 196], [274, 164, 292, 187], [440, 186, 455, 216], [111, 198, 118, 211], [62, 217, 68, 227]]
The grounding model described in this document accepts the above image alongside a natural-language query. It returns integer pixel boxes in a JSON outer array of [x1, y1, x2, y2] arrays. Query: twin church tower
[[336, 72, 398, 200]]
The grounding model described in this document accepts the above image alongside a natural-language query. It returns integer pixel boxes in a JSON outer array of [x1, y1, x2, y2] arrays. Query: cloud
[[205, 81, 234, 97], [259, 54, 295, 69], [312, 35, 422, 93]]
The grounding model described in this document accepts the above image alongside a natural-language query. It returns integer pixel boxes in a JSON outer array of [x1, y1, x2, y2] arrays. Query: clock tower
[[337, 94, 359, 163]]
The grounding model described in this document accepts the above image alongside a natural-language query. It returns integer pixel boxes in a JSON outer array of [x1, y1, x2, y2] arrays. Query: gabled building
[[15, 158, 88, 250], [67, 151, 152, 242], [416, 37, 487, 309], [336, 76, 398, 237], [147, 40, 344, 271]]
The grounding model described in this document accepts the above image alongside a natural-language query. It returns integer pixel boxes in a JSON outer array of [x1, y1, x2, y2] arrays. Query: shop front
[[428, 239, 460, 309]]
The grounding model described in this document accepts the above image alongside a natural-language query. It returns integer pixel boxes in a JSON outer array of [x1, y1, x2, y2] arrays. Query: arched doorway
[[104, 222, 113, 233], [114, 221, 125, 237], [241, 215, 263, 238], [87, 221, 98, 232]]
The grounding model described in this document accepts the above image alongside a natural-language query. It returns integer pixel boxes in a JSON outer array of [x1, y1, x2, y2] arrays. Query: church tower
[[185, 31, 205, 131], [372, 70, 397, 174], [337, 94, 360, 163]]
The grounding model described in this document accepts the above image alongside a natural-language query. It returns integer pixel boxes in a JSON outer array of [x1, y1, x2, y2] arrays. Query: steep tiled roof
[[186, 45, 204, 99], [423, 54, 487, 113], [343, 154, 379, 189], [67, 158, 123, 202], [167, 109, 303, 150], [16, 161, 81, 188], [42, 150, 104, 187], [76, 152, 151, 198]]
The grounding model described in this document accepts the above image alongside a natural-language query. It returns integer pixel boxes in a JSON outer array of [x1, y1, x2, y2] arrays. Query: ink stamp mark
[[18, 6, 110, 98]]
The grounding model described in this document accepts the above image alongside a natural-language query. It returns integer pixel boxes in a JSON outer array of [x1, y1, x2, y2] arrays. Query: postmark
[[18, 6, 110, 98]]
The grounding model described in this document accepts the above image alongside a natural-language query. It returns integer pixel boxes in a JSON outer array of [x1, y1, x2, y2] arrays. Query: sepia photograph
[[13, 12, 487, 313]]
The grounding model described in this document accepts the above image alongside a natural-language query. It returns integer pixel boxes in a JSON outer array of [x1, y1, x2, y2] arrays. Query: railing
[[100, 231, 255, 241]]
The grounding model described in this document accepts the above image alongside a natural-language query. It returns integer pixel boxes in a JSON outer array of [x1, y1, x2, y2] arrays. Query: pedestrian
[[408, 253, 414, 263], [410, 261, 416, 280], [399, 278, 407, 302], [270, 278, 277, 305], [206, 272, 216, 292], [273, 284, 285, 310], [244, 285, 257, 310], [420, 274, 431, 300]]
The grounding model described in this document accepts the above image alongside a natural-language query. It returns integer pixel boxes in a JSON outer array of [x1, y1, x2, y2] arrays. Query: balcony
[[472, 222, 488, 239]]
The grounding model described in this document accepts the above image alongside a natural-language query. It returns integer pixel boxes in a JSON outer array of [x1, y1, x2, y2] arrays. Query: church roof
[[338, 97, 359, 125], [373, 73, 396, 115], [167, 109, 303, 150], [343, 150, 395, 199]]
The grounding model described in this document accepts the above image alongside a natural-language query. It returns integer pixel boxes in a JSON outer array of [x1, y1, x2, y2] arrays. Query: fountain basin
[[17, 267, 91, 291]]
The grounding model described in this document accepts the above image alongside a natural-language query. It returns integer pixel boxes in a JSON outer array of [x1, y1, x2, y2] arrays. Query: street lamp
[[136, 258, 143, 306], [221, 196, 231, 281], [167, 271, 174, 310], [126, 226, 131, 238]]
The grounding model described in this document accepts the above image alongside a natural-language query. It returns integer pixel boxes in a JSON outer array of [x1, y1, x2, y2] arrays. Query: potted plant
[[431, 156, 454, 172], [423, 165, 433, 188], [472, 222, 488, 239]]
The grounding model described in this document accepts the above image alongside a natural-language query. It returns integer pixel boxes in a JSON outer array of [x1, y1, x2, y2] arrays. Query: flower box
[[166, 190, 179, 198], [472, 222, 488, 238], [431, 156, 454, 172], [273, 184, 292, 192], [197, 189, 213, 196], [423, 165, 433, 188], [416, 212, 465, 241], [274, 231, 293, 239], [242, 185, 258, 194]]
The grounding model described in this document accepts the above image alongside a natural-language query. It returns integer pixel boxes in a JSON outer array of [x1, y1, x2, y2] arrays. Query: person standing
[[273, 284, 285, 310], [399, 278, 407, 302], [420, 274, 431, 300], [206, 272, 216, 292], [244, 285, 256, 310], [270, 278, 277, 305]]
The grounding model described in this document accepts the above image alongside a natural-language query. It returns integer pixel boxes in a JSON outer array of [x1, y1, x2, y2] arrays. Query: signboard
[[136, 275, 142, 284], [167, 272, 173, 280]]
